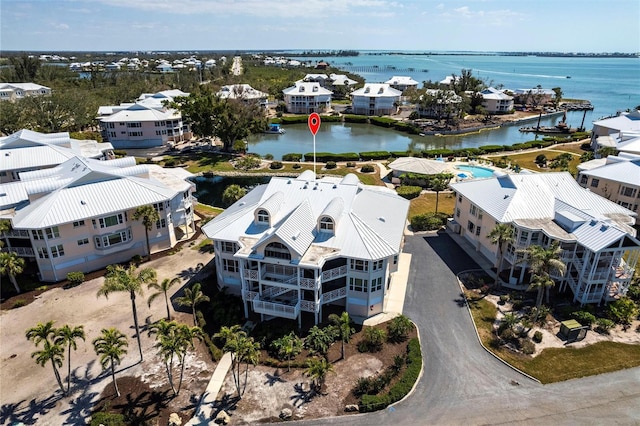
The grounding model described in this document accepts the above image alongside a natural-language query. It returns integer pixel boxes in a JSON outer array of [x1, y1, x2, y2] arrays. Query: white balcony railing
[[1, 247, 35, 257], [261, 286, 293, 299], [1, 229, 30, 238], [243, 270, 259, 281], [252, 298, 300, 320], [300, 278, 318, 290], [300, 300, 319, 313], [321, 265, 347, 282], [322, 287, 346, 304]]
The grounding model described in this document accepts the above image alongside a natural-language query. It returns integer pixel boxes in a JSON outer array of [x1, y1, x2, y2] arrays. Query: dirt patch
[[212, 325, 418, 424]]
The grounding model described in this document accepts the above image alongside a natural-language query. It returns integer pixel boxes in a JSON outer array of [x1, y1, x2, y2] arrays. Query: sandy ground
[[0, 234, 216, 426], [486, 294, 640, 355], [215, 353, 382, 424]]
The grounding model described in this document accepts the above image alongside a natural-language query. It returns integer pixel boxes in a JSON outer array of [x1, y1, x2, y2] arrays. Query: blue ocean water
[[247, 52, 640, 159]]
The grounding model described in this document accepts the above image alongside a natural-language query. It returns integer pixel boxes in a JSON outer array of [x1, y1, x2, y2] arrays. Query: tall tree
[[0, 219, 11, 248], [305, 357, 334, 393], [520, 242, 567, 308], [25, 321, 57, 346], [174, 323, 203, 395], [222, 184, 247, 207], [328, 312, 355, 361], [429, 173, 453, 213], [98, 264, 157, 361], [148, 277, 181, 320], [132, 205, 160, 261], [488, 224, 515, 288], [176, 282, 210, 325], [31, 339, 66, 395], [303, 325, 336, 356], [93, 328, 129, 397], [170, 86, 267, 152], [0, 251, 25, 293], [215, 325, 260, 398], [55, 325, 86, 394], [9, 55, 41, 82], [150, 320, 180, 395]]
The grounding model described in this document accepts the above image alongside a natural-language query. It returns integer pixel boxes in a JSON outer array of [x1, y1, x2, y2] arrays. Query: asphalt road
[[300, 232, 640, 425]]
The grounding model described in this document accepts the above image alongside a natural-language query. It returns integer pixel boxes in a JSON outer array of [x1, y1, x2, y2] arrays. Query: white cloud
[[53, 23, 70, 30], [93, 0, 392, 18]]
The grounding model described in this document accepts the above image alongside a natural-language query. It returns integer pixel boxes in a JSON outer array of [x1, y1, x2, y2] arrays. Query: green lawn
[[409, 192, 456, 218], [465, 292, 640, 384], [487, 148, 583, 175]]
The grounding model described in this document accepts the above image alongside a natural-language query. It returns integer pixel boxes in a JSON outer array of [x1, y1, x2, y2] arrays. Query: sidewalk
[[186, 352, 233, 425]]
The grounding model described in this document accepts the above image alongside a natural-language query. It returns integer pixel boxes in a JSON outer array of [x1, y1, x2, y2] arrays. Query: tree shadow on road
[[0, 393, 61, 425]]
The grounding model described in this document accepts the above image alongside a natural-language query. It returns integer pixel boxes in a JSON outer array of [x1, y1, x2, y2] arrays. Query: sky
[[1, 0, 639, 53]]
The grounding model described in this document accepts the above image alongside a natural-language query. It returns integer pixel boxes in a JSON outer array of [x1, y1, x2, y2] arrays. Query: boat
[[566, 76, 571, 78], [519, 123, 577, 134], [264, 123, 285, 134]]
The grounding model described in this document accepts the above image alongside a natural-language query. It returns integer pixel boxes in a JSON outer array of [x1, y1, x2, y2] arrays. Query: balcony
[[1, 229, 30, 238], [1, 247, 35, 257], [300, 299, 320, 313], [322, 287, 346, 304], [252, 297, 300, 320], [300, 277, 318, 290], [321, 265, 347, 282]]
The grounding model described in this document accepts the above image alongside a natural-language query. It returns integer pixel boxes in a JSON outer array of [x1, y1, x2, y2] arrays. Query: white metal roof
[[100, 103, 179, 122], [579, 159, 640, 187], [351, 84, 402, 98], [282, 82, 333, 96], [593, 110, 640, 133], [384, 76, 419, 86], [203, 174, 409, 262], [388, 157, 454, 175]]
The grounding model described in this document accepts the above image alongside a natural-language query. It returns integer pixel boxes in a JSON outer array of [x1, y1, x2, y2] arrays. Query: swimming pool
[[455, 165, 496, 179]]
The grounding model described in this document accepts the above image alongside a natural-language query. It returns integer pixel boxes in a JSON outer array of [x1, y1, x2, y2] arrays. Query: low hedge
[[360, 337, 422, 412], [390, 151, 410, 158], [278, 115, 309, 124], [320, 115, 342, 123], [410, 212, 448, 231], [393, 121, 421, 134], [370, 116, 396, 127], [343, 114, 369, 123], [422, 149, 456, 158], [396, 185, 422, 200], [360, 151, 392, 160], [478, 145, 506, 153], [282, 153, 303, 162], [303, 152, 360, 162]]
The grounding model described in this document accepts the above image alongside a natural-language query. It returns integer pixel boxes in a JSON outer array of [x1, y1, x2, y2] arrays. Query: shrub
[[359, 151, 391, 161], [90, 411, 126, 426], [282, 153, 303, 162], [360, 164, 375, 173], [571, 310, 596, 327], [353, 377, 373, 396], [397, 185, 422, 200], [66, 271, 85, 286], [292, 163, 301, 169], [130, 254, 143, 266], [264, 153, 274, 160], [387, 315, 414, 343], [594, 318, 615, 334], [499, 327, 517, 342], [499, 294, 509, 305], [163, 158, 176, 167], [359, 338, 421, 412], [234, 155, 262, 170], [269, 161, 283, 170], [12, 299, 26, 309], [410, 212, 447, 231], [343, 114, 369, 123], [606, 297, 639, 325], [518, 338, 535, 355], [325, 161, 337, 169], [533, 331, 543, 343], [358, 327, 387, 353], [346, 162, 356, 168]]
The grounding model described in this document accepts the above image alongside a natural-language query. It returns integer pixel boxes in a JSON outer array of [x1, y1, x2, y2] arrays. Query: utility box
[[559, 319, 588, 342]]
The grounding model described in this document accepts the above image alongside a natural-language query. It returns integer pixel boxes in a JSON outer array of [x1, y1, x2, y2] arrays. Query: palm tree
[[488, 224, 515, 288], [174, 324, 203, 395], [430, 173, 453, 214], [0, 251, 25, 293], [519, 242, 567, 308], [329, 312, 355, 361], [93, 328, 128, 397], [305, 357, 334, 394], [215, 325, 259, 398], [151, 319, 181, 395], [222, 184, 247, 207], [0, 219, 11, 248], [304, 325, 336, 356], [98, 264, 157, 361], [176, 282, 210, 326], [132, 204, 160, 261], [148, 277, 181, 320], [26, 320, 57, 346], [387, 314, 414, 343], [31, 339, 66, 395], [271, 332, 303, 372], [55, 325, 86, 394]]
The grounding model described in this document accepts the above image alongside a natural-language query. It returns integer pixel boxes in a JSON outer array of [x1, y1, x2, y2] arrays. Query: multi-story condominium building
[[98, 90, 192, 149], [577, 153, 640, 213], [0, 129, 114, 183], [590, 109, 640, 152], [202, 170, 410, 326], [384, 76, 419, 93], [449, 171, 639, 305], [480, 87, 514, 114], [282, 82, 333, 114], [0, 155, 197, 282], [350, 84, 402, 116], [0, 83, 51, 101]]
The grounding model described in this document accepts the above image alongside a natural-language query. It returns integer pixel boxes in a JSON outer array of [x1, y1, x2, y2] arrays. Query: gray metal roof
[[579, 159, 640, 187], [203, 174, 409, 262]]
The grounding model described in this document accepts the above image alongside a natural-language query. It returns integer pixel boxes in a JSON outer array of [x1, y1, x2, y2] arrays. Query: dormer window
[[364, 87, 370, 93], [299, 86, 305, 92], [256, 209, 269, 225], [265, 242, 291, 260], [319, 217, 334, 233], [312, 86, 318, 92]]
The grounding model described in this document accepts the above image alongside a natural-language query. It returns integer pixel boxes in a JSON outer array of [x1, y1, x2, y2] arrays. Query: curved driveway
[[303, 232, 640, 425]]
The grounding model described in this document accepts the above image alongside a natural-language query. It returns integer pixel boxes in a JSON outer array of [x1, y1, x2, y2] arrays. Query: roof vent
[[80, 200, 86, 205], [378, 216, 386, 222], [287, 179, 291, 184], [333, 184, 337, 189], [503, 194, 509, 199]]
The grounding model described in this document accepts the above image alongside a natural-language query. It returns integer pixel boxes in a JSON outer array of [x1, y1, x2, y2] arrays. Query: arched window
[[256, 209, 269, 225], [264, 242, 291, 260], [319, 217, 334, 232]]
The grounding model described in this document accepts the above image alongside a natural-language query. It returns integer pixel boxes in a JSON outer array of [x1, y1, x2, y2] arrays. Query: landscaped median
[[463, 290, 640, 384]]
